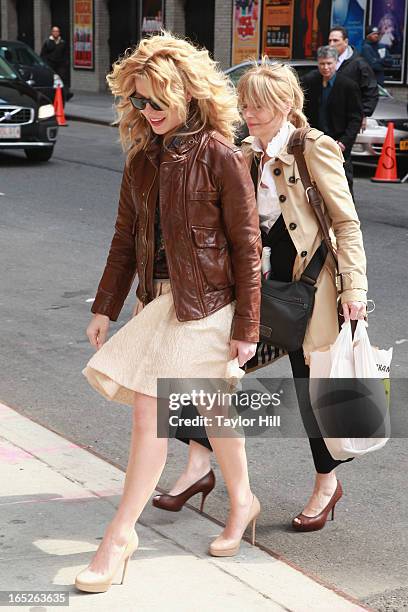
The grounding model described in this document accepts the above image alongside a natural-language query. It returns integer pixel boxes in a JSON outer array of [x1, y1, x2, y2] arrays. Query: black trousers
[[176, 215, 352, 473], [343, 154, 354, 201]]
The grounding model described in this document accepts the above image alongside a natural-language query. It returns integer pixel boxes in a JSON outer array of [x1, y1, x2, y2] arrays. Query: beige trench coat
[[242, 123, 368, 363]]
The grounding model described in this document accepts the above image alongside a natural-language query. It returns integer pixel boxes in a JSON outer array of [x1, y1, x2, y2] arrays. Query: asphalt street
[[1, 122, 407, 611]]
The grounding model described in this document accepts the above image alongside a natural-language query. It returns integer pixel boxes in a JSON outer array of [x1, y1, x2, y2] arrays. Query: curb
[[0, 400, 372, 612], [64, 113, 113, 127]]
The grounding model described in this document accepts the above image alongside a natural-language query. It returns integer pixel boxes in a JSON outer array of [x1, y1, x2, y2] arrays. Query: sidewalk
[[0, 401, 370, 612], [65, 91, 116, 125]]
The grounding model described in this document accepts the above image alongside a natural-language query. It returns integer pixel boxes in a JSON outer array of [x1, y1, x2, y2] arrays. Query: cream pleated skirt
[[83, 280, 245, 405]]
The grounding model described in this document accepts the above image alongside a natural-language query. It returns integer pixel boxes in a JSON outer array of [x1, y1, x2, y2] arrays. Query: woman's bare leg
[[168, 440, 212, 495], [85, 391, 168, 573], [300, 470, 338, 516], [207, 435, 254, 540]]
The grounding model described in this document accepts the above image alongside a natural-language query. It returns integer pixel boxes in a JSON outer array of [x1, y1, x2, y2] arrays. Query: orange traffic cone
[[371, 122, 400, 183], [53, 86, 67, 126]]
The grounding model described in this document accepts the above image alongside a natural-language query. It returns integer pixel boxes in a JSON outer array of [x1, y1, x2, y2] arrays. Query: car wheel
[[24, 147, 54, 162], [398, 158, 408, 177]]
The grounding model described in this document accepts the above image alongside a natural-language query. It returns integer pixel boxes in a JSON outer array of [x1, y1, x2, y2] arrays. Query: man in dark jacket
[[361, 25, 392, 86], [328, 25, 378, 127], [40, 26, 70, 100], [302, 46, 363, 197]]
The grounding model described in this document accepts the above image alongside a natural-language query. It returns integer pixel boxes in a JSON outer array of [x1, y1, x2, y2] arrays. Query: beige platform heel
[[209, 495, 261, 557], [75, 529, 139, 593]]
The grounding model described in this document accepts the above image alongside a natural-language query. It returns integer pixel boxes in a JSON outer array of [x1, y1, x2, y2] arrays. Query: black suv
[[0, 56, 58, 162], [0, 40, 64, 103]]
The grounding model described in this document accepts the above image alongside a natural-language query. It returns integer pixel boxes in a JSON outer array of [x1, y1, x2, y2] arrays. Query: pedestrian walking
[[75, 32, 262, 594], [154, 59, 368, 534], [328, 25, 378, 129], [302, 46, 363, 197], [361, 25, 393, 86], [40, 26, 70, 101]]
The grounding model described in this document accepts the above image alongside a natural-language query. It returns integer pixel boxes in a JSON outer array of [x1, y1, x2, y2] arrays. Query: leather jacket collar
[[145, 124, 202, 165]]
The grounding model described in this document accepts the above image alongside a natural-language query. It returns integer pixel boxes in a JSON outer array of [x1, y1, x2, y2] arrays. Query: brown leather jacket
[[91, 129, 262, 342]]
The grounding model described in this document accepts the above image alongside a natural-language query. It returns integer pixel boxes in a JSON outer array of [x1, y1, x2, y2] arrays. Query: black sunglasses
[[129, 94, 162, 111]]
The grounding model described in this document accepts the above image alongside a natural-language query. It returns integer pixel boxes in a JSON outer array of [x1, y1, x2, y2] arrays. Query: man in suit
[[302, 45, 363, 198]]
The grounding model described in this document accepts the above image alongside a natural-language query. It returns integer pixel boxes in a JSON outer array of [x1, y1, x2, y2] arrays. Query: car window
[[0, 56, 18, 79], [227, 62, 317, 86], [14, 46, 43, 66], [227, 65, 251, 86], [378, 84, 392, 98], [0, 45, 18, 63], [293, 65, 316, 79]]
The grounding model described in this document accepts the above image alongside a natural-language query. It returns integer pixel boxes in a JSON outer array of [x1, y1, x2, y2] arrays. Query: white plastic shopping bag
[[309, 321, 392, 460], [353, 320, 393, 379]]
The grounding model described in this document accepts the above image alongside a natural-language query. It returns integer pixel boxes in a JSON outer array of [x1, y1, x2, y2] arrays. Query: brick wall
[[165, 0, 185, 36], [214, 0, 232, 69], [70, 0, 110, 92], [1, 0, 18, 40], [33, 0, 51, 55]]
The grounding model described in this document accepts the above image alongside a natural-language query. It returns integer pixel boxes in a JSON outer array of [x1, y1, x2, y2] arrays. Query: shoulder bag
[[256, 127, 341, 352]]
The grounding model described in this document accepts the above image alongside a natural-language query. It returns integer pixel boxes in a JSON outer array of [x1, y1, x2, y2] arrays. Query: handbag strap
[[287, 128, 338, 269], [300, 241, 328, 286]]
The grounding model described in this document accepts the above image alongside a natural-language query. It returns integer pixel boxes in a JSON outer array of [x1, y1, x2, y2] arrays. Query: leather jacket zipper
[[140, 167, 157, 303]]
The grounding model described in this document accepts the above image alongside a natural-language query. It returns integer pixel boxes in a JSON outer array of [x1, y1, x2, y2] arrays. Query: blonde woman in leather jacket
[[74, 33, 262, 593]]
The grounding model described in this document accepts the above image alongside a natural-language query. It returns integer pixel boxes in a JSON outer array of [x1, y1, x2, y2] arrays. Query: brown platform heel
[[152, 469, 215, 513], [292, 480, 343, 532]]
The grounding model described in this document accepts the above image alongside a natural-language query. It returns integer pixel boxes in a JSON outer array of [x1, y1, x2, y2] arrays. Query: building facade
[[0, 0, 407, 93]]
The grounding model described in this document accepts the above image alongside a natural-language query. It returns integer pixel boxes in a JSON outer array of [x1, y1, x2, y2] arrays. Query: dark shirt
[[153, 189, 169, 279], [318, 74, 337, 134], [40, 37, 68, 68]]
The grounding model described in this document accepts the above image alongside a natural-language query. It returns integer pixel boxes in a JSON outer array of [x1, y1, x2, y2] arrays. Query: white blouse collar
[[251, 121, 292, 158]]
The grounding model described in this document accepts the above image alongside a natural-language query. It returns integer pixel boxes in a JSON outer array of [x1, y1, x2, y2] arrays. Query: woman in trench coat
[[152, 59, 368, 533]]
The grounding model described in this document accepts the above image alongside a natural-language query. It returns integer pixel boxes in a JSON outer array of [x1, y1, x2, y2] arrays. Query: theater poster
[[292, 0, 331, 58], [232, 0, 261, 64], [331, 0, 367, 51], [140, 0, 164, 38], [370, 0, 407, 83], [262, 0, 294, 59], [73, 0, 94, 70]]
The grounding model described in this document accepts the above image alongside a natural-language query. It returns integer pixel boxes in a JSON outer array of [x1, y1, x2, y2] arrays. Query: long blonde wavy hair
[[107, 31, 240, 159], [237, 58, 308, 131]]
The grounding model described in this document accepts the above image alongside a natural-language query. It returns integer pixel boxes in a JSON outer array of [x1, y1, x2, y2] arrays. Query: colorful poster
[[331, 0, 367, 51], [73, 0, 94, 70], [262, 0, 294, 59], [140, 0, 164, 38], [231, 0, 261, 65], [370, 0, 407, 83], [293, 0, 331, 58]]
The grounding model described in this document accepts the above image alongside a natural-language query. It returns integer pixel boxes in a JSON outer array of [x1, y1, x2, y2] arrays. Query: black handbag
[[260, 242, 327, 351], [252, 127, 340, 352]]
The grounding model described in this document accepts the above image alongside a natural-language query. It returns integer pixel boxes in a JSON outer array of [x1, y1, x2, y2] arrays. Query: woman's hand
[[342, 301, 366, 321], [86, 314, 110, 350], [230, 339, 257, 367], [132, 299, 144, 318]]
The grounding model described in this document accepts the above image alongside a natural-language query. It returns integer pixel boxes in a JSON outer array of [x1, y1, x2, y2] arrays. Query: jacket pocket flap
[[189, 191, 219, 200], [191, 226, 227, 248]]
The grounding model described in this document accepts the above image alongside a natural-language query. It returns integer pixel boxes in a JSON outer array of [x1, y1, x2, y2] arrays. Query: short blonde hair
[[106, 31, 240, 159], [237, 57, 308, 129]]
